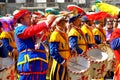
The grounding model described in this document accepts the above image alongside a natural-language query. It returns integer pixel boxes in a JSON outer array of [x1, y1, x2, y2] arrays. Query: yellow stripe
[[61, 66, 65, 80], [17, 54, 48, 66], [100, 78, 104, 80], [56, 64, 60, 80], [50, 59, 57, 80]]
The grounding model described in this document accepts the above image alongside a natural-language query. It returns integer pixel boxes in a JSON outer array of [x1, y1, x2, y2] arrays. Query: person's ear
[[19, 18, 24, 23]]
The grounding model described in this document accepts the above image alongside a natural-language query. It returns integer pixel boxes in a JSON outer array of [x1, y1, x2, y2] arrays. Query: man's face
[[31, 15, 41, 25], [57, 20, 67, 31], [34, 17, 40, 23], [106, 22, 113, 29], [73, 18, 81, 26], [22, 14, 31, 26], [0, 27, 2, 33], [100, 21, 104, 27], [113, 19, 118, 24]]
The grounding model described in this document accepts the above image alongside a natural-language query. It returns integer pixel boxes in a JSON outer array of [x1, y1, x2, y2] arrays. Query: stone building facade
[[0, 0, 119, 15]]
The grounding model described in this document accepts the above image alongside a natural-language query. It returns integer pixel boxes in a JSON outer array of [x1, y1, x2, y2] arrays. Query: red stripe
[[20, 70, 47, 75], [32, 75, 34, 80]]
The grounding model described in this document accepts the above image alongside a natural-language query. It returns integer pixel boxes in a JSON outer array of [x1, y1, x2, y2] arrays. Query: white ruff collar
[[56, 26, 65, 33]]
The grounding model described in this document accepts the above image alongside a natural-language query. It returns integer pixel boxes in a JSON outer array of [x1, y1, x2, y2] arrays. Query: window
[[8, 0, 15, 3], [47, 0, 54, 2], [0, 0, 5, 2], [26, 0, 34, 3], [65, 0, 73, 2]]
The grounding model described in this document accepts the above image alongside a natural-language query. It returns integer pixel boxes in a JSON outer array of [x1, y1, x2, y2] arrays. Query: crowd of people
[[0, 2, 120, 80]]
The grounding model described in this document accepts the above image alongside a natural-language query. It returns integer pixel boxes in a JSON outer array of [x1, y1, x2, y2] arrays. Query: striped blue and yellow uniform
[[49, 29, 70, 80], [68, 27, 87, 53], [81, 25, 95, 48], [92, 27, 106, 44]]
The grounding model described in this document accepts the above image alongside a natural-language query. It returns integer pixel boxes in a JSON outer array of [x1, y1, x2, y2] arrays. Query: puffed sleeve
[[110, 38, 120, 50], [2, 38, 13, 52], [85, 33, 93, 48], [69, 36, 83, 54], [0, 41, 8, 58], [16, 22, 48, 39], [94, 35, 101, 44], [49, 42, 65, 64]]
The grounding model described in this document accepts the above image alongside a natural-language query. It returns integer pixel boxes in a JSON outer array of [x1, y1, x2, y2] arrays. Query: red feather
[[85, 11, 111, 20], [67, 5, 84, 14]]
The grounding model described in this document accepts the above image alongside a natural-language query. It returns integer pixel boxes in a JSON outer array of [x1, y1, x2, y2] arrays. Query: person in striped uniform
[[68, 14, 87, 55], [92, 20, 106, 44], [110, 28, 120, 80], [81, 16, 95, 48], [13, 9, 56, 80], [49, 16, 70, 80]]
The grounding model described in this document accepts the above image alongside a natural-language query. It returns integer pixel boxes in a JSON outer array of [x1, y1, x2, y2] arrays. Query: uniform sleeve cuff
[[61, 60, 65, 64], [0, 40, 2, 47], [0, 43, 3, 47], [12, 49, 14, 52], [44, 21, 49, 28]]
